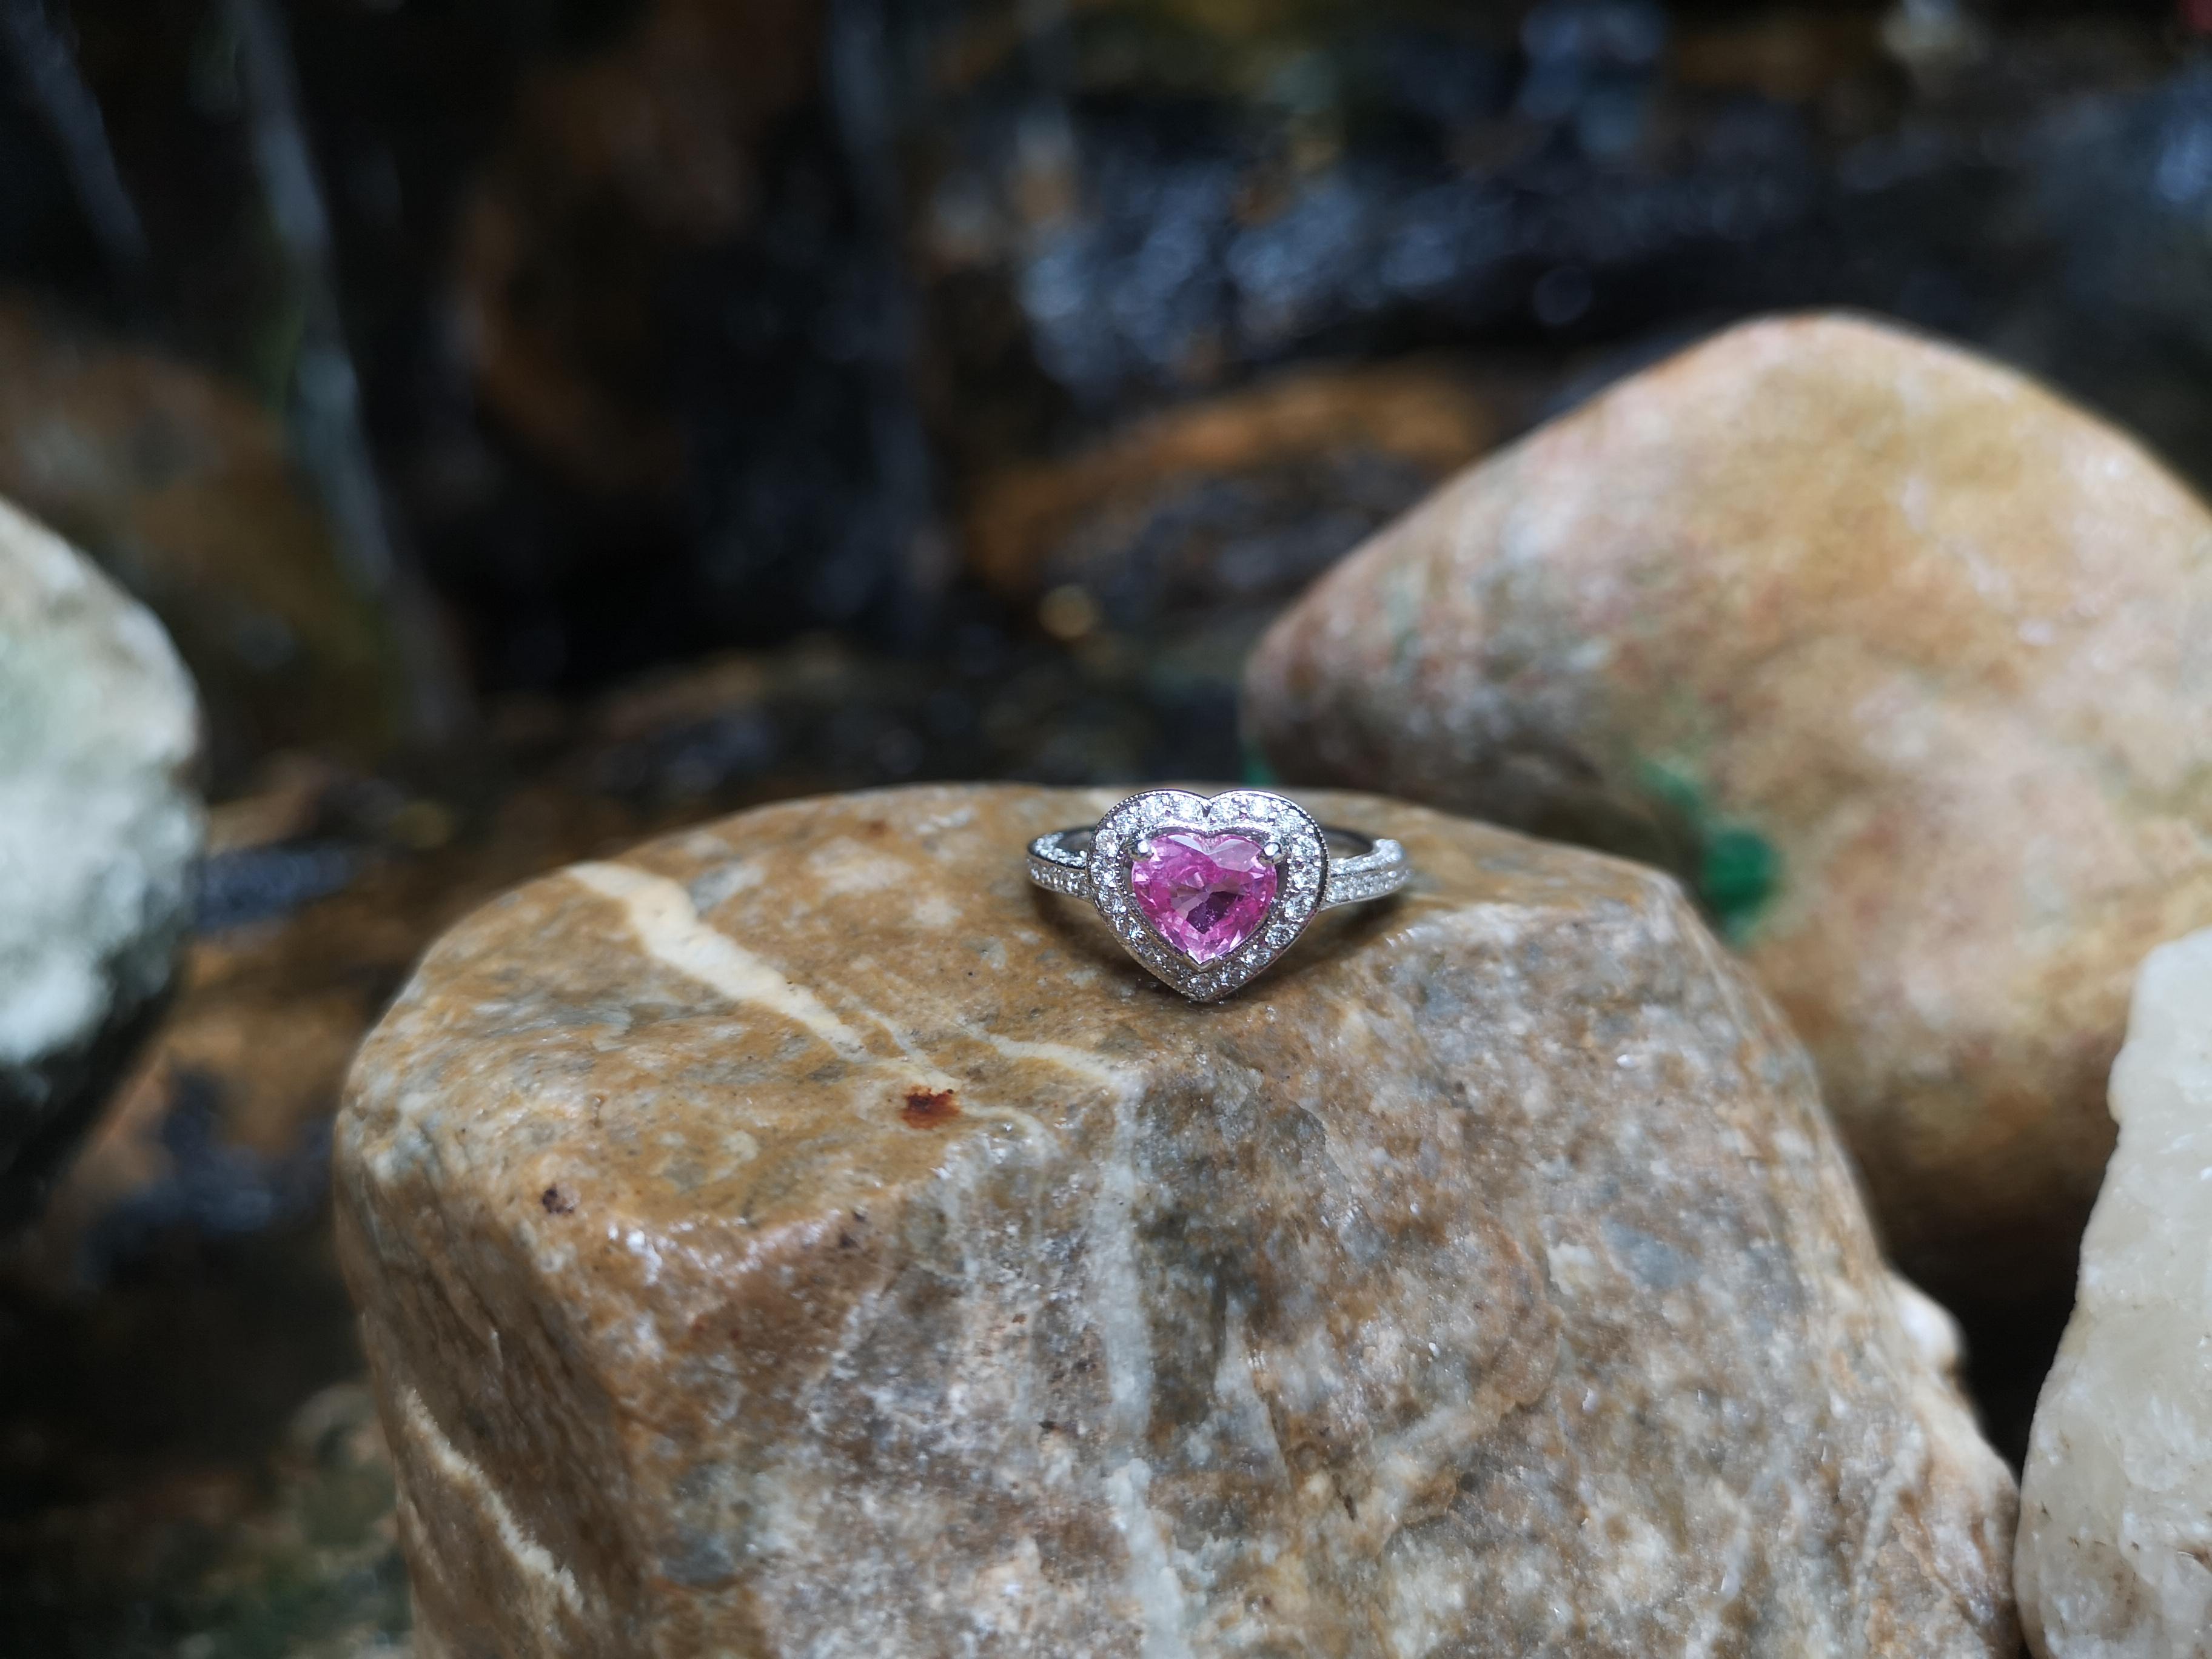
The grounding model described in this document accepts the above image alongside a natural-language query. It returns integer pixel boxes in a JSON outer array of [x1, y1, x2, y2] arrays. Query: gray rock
[[0, 495, 202, 1226], [338, 785, 2017, 1657]]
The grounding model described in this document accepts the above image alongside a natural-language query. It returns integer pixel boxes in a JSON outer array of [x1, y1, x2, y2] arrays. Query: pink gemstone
[[1130, 831, 1278, 964]]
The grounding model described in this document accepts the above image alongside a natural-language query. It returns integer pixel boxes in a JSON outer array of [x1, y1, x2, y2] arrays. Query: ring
[[1028, 789, 1410, 1002]]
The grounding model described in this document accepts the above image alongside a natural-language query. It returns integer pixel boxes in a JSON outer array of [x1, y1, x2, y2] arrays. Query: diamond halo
[[1087, 789, 1326, 1002]]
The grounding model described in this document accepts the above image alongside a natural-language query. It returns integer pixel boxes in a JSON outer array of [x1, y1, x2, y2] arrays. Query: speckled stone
[[0, 495, 202, 1228], [2017, 927, 2212, 1659], [336, 785, 2017, 1658], [1246, 313, 2212, 1312]]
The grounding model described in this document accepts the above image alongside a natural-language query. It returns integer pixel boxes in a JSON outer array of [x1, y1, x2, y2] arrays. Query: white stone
[[0, 495, 202, 1223], [2017, 927, 2212, 1658]]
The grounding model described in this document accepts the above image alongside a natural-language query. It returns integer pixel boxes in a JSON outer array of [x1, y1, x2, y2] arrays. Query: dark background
[[2, 1, 2209, 1651]]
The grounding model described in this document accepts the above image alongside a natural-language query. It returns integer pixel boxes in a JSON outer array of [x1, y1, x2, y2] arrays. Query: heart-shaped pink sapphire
[[1130, 831, 1278, 964]]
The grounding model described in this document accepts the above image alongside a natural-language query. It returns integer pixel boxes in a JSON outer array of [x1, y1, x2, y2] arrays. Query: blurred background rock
[[3, 0, 2211, 1651]]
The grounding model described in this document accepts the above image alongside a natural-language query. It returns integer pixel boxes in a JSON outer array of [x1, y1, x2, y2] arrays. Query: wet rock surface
[[40, 0, 2212, 695], [2017, 928, 2212, 1659], [966, 361, 1504, 602], [1247, 313, 2212, 1318], [0, 497, 201, 1230], [339, 783, 2014, 1657]]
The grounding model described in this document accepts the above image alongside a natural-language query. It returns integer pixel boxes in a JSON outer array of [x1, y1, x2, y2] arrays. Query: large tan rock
[[1246, 312, 2212, 1310], [337, 784, 2015, 1657], [2017, 927, 2212, 1659]]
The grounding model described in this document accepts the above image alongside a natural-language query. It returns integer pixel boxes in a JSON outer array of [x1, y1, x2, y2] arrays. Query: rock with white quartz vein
[[2018, 927, 2212, 1658], [336, 784, 2017, 1657], [0, 496, 201, 1227]]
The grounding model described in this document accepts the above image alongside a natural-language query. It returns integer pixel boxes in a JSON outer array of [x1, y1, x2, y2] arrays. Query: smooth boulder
[[337, 783, 2016, 1657], [2017, 928, 2212, 1658], [0, 496, 202, 1226], [1246, 312, 2212, 1311]]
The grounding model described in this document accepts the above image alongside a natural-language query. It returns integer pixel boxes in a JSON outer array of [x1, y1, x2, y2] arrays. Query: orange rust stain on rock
[[901, 1087, 959, 1128]]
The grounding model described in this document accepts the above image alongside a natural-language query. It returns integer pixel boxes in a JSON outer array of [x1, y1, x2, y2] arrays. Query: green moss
[[1634, 760, 1780, 939], [1700, 826, 1780, 937], [1241, 737, 1281, 787]]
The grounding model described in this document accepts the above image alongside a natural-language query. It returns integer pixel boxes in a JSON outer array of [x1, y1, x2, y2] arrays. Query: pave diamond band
[[1027, 790, 1411, 1001]]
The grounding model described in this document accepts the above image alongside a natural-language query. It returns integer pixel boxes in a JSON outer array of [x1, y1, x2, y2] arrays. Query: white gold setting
[[1027, 789, 1410, 1002]]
